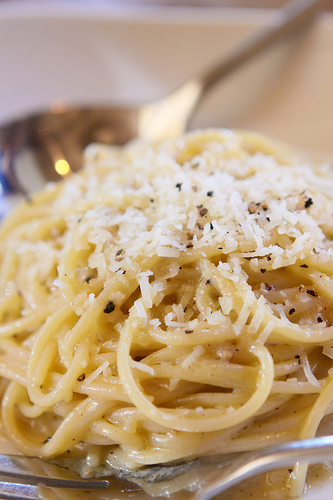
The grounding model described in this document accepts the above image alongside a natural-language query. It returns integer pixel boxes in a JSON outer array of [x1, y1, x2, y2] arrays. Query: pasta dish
[[0, 128, 333, 498]]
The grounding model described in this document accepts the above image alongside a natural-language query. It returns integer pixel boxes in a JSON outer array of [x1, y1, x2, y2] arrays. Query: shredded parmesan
[[81, 361, 109, 386], [300, 354, 321, 387], [323, 346, 333, 360], [181, 346, 205, 369], [130, 359, 156, 376]]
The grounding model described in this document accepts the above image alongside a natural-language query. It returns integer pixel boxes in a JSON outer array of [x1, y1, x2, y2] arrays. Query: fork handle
[[195, 435, 333, 500]]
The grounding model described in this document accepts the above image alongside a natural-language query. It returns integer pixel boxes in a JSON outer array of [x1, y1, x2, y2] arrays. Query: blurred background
[[79, 0, 333, 9], [0, 0, 332, 160]]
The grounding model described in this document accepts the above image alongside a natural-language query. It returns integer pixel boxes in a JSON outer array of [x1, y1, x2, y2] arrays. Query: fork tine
[[0, 455, 109, 490], [0, 481, 40, 500]]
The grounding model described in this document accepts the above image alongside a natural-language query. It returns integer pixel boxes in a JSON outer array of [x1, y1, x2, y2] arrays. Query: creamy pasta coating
[[0, 129, 333, 497]]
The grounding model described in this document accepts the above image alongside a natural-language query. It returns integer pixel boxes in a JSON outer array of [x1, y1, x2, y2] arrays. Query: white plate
[[0, 2, 333, 499]]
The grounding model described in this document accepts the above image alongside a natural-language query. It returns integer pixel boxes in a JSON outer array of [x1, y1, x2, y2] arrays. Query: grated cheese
[[129, 359, 156, 376], [300, 354, 321, 387], [181, 346, 205, 369], [70, 129, 329, 279], [323, 346, 333, 360], [81, 361, 109, 386]]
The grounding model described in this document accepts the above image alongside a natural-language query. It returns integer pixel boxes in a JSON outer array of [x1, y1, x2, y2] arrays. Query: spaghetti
[[0, 128, 333, 497]]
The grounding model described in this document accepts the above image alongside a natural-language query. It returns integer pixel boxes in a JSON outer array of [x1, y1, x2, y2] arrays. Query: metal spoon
[[0, 0, 325, 198]]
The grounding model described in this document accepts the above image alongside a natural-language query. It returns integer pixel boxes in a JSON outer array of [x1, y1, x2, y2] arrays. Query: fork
[[191, 435, 333, 500], [1, 435, 333, 500], [0, 453, 108, 499]]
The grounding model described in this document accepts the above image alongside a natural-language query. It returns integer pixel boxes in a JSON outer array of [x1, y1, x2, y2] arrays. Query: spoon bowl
[[0, 105, 140, 185]]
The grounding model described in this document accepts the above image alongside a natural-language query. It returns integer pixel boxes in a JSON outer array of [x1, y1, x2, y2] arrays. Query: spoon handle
[[199, 0, 325, 92], [139, 0, 325, 141]]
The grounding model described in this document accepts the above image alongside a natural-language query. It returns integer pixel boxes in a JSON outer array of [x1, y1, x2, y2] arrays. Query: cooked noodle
[[1, 128, 333, 497]]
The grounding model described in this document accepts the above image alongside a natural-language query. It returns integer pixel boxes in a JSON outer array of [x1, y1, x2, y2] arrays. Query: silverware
[[1, 435, 333, 499], [192, 435, 333, 500], [0, 454, 108, 490], [0, 0, 325, 200]]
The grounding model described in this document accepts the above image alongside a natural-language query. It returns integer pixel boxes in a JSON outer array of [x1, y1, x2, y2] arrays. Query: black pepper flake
[[104, 301, 115, 313], [317, 316, 324, 323], [289, 308, 296, 315], [306, 289, 317, 297], [206, 279, 212, 285], [210, 222, 214, 230], [185, 329, 194, 334], [288, 469, 293, 474], [77, 373, 86, 382], [260, 269, 266, 274], [295, 354, 302, 364], [266, 217, 271, 222], [116, 249, 123, 257], [175, 182, 182, 191], [150, 199, 155, 203], [300, 264, 308, 268], [267, 256, 271, 261], [186, 242, 193, 248], [265, 283, 273, 291], [43, 437, 51, 444], [304, 197, 313, 209], [207, 191, 214, 197], [115, 268, 126, 275], [199, 207, 208, 217]]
